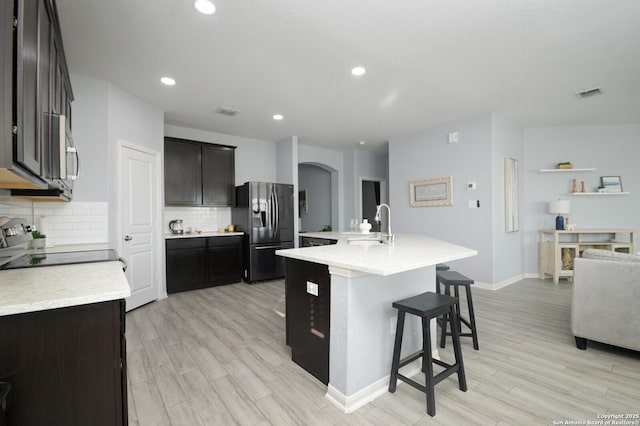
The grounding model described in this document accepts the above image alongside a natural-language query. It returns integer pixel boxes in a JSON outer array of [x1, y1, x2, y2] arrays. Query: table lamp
[[549, 199, 570, 230]]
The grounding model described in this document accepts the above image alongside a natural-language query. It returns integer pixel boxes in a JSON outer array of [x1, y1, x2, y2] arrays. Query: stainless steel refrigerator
[[231, 182, 294, 283]]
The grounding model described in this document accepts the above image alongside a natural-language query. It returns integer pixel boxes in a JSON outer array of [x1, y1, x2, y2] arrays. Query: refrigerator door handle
[[255, 244, 287, 250], [273, 189, 279, 233], [269, 190, 276, 235]]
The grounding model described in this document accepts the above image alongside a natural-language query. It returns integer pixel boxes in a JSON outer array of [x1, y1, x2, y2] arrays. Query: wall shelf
[[538, 168, 595, 173], [571, 192, 630, 196]]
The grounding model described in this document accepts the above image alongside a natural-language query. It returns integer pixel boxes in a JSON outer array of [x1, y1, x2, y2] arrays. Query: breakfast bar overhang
[[277, 233, 477, 413]]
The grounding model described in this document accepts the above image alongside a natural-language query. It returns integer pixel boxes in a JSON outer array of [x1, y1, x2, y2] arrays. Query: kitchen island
[[277, 232, 477, 413]]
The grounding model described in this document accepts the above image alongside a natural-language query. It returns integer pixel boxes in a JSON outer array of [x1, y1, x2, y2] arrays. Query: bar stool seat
[[389, 291, 467, 417], [436, 270, 479, 350]]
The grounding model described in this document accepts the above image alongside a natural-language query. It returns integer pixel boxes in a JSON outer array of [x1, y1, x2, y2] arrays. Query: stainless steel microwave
[[50, 114, 78, 184]]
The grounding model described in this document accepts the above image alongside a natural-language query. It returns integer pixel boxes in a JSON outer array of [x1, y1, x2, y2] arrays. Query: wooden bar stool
[[389, 291, 467, 417], [436, 270, 479, 350], [435, 264, 450, 294]]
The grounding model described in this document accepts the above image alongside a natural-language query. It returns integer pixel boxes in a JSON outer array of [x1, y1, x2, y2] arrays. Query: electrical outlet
[[306, 281, 318, 296]]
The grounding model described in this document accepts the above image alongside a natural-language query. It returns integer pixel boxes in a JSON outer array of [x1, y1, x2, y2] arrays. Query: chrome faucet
[[374, 203, 394, 243]]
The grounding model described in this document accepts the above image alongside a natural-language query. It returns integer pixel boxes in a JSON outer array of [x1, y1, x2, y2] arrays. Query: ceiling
[[56, 0, 640, 151]]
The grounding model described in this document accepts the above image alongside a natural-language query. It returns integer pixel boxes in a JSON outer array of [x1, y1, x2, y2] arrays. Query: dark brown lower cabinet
[[0, 300, 127, 426], [285, 258, 331, 384], [166, 236, 243, 294], [166, 237, 208, 293]]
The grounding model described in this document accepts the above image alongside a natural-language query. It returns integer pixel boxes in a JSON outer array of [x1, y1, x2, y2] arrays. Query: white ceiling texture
[[56, 0, 640, 151]]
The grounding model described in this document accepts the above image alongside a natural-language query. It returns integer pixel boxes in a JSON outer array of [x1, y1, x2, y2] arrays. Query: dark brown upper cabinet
[[164, 137, 236, 206], [202, 143, 235, 206], [1, 0, 74, 193]]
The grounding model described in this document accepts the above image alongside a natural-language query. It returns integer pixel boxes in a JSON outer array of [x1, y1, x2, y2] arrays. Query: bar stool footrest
[[398, 350, 425, 369]]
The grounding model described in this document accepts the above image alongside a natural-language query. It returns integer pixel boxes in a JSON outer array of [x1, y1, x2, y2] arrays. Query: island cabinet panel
[[285, 258, 330, 384], [0, 300, 127, 426], [166, 236, 243, 294]]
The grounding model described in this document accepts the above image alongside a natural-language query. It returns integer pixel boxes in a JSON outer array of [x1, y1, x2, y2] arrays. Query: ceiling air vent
[[216, 106, 240, 116], [577, 88, 602, 98]]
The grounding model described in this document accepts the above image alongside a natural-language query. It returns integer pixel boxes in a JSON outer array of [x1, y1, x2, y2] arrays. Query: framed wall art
[[600, 176, 622, 192], [409, 176, 453, 207]]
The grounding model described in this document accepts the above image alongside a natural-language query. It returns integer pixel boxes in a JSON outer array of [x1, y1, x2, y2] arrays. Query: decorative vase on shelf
[[359, 219, 372, 234]]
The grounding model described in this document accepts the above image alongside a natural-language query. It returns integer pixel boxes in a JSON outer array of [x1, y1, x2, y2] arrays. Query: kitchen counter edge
[[0, 261, 130, 316], [165, 231, 244, 239]]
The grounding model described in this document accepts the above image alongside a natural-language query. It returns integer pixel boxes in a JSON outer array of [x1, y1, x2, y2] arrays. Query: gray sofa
[[571, 249, 640, 351]]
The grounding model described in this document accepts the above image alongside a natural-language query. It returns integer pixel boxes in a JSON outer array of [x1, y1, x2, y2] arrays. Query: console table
[[539, 229, 637, 284]]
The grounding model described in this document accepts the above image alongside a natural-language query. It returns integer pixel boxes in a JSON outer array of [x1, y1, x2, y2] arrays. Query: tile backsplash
[[164, 206, 232, 233], [0, 196, 108, 246]]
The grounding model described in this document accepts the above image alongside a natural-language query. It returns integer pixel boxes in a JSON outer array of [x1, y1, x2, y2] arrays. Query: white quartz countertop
[[165, 231, 244, 239], [0, 261, 131, 316], [279, 233, 477, 276]]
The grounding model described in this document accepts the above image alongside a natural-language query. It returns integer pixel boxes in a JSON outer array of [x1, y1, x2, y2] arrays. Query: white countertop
[[0, 261, 130, 316], [165, 231, 244, 239], [279, 233, 477, 276]]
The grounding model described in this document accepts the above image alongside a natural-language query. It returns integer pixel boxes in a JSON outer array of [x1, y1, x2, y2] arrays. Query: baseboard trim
[[474, 273, 525, 291], [325, 357, 426, 413]]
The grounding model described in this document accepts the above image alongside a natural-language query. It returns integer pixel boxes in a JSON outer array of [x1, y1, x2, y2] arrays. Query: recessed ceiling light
[[194, 0, 216, 15], [358, 141, 366, 146], [273, 114, 284, 121], [160, 77, 176, 86], [351, 67, 366, 76]]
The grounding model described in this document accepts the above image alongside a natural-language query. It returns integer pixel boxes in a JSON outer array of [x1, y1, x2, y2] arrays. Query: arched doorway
[[298, 162, 337, 232]]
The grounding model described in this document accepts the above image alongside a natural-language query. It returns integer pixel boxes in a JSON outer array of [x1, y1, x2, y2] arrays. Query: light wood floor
[[126, 278, 640, 425]]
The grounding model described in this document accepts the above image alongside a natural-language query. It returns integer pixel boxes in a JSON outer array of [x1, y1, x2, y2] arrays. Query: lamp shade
[[549, 199, 570, 215]]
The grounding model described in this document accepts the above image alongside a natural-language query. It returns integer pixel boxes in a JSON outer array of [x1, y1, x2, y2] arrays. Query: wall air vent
[[216, 106, 240, 116], [577, 88, 602, 98]]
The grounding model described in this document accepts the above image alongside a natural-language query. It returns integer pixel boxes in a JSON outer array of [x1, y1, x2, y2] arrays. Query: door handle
[[255, 245, 285, 250], [124, 235, 133, 241]]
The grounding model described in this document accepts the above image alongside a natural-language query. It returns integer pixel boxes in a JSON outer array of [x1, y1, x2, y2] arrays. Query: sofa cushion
[[581, 248, 640, 263]]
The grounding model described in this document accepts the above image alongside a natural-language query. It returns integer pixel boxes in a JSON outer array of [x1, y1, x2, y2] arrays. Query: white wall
[[389, 115, 494, 283], [70, 76, 109, 202], [105, 82, 164, 250], [491, 115, 524, 284], [165, 125, 277, 185], [523, 125, 640, 274]]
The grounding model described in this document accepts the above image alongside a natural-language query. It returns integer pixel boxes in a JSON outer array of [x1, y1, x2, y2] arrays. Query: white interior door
[[119, 143, 160, 311]]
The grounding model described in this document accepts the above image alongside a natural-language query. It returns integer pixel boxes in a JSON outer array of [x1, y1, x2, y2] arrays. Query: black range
[[0, 249, 120, 270]]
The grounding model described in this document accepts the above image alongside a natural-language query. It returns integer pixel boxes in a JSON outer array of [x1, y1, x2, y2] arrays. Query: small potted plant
[[30, 230, 47, 249]]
